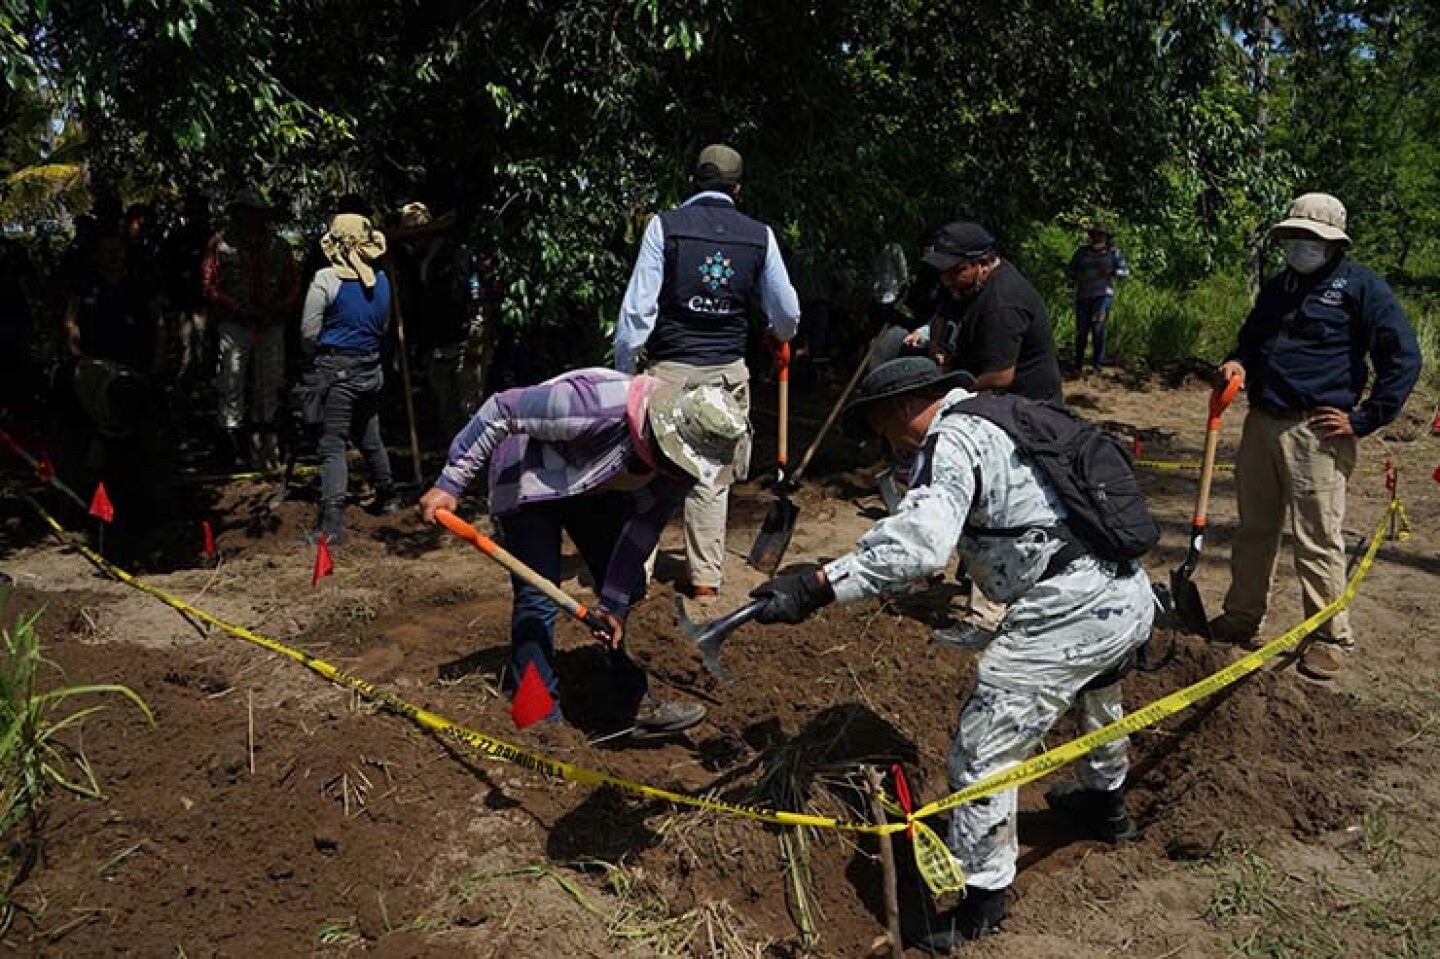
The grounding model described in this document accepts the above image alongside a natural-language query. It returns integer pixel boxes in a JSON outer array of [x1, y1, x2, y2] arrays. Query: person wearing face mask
[[903, 221, 1063, 403], [1211, 193, 1422, 680]]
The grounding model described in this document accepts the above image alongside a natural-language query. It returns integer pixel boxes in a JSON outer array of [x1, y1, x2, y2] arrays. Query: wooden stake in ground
[[247, 689, 256, 775], [387, 273, 425, 487], [863, 765, 904, 958]]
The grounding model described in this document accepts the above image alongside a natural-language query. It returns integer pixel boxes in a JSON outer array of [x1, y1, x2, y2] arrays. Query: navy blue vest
[[649, 197, 768, 366], [317, 271, 391, 353]]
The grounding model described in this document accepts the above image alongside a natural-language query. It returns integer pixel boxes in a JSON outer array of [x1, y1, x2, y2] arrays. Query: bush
[[1044, 270, 1251, 372]]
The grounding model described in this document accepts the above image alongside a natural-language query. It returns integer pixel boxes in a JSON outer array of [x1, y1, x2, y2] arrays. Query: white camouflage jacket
[[824, 388, 1072, 605]]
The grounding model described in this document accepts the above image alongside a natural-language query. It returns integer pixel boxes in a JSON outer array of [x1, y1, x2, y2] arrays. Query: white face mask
[[1282, 238, 1332, 274]]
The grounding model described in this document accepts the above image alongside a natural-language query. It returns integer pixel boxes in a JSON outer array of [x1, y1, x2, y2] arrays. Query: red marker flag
[[509, 661, 556, 730], [37, 452, 55, 483], [88, 482, 115, 524], [892, 762, 916, 837], [1432, 465, 1440, 485], [202, 520, 217, 560], [311, 534, 334, 587]]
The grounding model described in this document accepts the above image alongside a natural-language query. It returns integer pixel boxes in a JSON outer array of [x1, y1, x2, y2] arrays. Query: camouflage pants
[[946, 562, 1155, 890]]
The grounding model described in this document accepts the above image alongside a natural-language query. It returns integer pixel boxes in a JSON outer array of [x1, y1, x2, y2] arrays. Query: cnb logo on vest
[[691, 250, 737, 314]]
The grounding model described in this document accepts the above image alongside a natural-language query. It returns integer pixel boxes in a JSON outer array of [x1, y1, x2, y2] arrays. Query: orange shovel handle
[[776, 341, 790, 467], [1208, 375, 1242, 430], [434, 508, 609, 636]]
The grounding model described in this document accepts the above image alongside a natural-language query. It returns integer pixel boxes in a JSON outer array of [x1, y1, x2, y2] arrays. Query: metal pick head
[[675, 593, 703, 643], [673, 595, 758, 685]]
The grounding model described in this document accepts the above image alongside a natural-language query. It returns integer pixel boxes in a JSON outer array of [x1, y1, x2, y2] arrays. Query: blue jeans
[[498, 494, 648, 717], [1074, 294, 1113, 371]]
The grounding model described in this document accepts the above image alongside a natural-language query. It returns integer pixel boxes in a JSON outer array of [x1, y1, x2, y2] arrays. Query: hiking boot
[[633, 695, 706, 736], [1208, 613, 1262, 650], [931, 621, 997, 651], [1045, 780, 1138, 843], [368, 483, 405, 516], [307, 500, 346, 547], [1298, 641, 1346, 681], [905, 885, 1007, 954]]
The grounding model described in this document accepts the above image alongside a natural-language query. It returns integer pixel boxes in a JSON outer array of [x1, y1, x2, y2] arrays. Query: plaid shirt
[[436, 368, 689, 615]]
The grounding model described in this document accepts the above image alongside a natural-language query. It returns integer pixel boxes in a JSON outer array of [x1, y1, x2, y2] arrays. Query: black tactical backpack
[[953, 393, 1159, 564]]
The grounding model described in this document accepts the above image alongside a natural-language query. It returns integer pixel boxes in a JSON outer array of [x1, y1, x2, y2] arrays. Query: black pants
[[498, 493, 648, 711], [314, 354, 392, 504]]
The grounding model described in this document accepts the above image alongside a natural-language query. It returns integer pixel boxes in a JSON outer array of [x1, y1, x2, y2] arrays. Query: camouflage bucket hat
[[647, 384, 750, 486]]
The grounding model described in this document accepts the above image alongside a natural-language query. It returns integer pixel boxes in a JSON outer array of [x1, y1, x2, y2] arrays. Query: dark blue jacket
[[1230, 256, 1421, 437]]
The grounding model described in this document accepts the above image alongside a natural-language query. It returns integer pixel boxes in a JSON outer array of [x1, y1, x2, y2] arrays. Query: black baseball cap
[[922, 221, 997, 270]]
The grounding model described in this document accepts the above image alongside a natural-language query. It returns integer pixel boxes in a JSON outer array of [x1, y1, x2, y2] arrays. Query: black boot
[[1044, 780, 1138, 843], [367, 482, 404, 516], [905, 885, 1008, 955], [307, 500, 346, 547]]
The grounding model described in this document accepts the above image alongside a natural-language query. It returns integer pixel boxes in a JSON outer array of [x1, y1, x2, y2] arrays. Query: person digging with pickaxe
[[744, 356, 1156, 954]]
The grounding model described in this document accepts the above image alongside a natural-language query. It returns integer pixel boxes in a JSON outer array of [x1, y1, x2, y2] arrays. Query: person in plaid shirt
[[419, 368, 749, 736]]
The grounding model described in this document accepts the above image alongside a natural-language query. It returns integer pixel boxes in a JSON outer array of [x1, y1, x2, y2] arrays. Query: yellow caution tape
[[181, 464, 321, 483], [23, 498, 896, 837], [909, 499, 1397, 822], [1392, 498, 1413, 543], [19, 495, 1400, 899], [1133, 459, 1235, 472], [911, 819, 967, 894]]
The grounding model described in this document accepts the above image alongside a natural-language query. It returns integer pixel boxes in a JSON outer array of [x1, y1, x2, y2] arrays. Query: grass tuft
[[1, 602, 154, 931]]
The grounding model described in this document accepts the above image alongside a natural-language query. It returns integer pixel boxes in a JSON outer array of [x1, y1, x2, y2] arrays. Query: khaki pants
[[646, 358, 751, 588], [1222, 407, 1357, 644]]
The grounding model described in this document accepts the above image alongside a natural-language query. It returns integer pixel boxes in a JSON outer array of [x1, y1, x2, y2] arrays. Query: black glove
[[749, 569, 835, 625]]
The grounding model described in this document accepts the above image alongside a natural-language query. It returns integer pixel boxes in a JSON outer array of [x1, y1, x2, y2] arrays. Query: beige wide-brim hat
[[647, 383, 751, 486], [320, 213, 388, 288], [1270, 192, 1351, 244]]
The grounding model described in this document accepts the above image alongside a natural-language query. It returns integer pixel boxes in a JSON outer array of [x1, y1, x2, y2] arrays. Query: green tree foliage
[[3, 0, 1439, 358]]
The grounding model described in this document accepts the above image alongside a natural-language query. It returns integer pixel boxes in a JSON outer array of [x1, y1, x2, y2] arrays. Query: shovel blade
[[1169, 570, 1211, 639], [747, 496, 800, 574]]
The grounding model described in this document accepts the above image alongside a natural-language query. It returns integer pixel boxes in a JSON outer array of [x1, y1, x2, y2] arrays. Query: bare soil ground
[[3, 372, 1439, 958]]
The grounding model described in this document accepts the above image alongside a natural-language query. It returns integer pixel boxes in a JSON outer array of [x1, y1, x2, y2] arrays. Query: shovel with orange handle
[[1168, 375, 1243, 638], [434, 507, 617, 645], [747, 340, 798, 573]]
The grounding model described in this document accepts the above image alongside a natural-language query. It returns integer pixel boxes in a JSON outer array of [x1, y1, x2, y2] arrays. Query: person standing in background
[[299, 214, 402, 545], [614, 143, 800, 603], [1066, 224, 1130, 375], [1210, 193, 1421, 681], [202, 188, 301, 470]]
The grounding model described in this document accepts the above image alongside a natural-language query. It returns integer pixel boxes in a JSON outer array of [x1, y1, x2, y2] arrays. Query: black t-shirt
[[936, 260, 1062, 403], [77, 275, 160, 372]]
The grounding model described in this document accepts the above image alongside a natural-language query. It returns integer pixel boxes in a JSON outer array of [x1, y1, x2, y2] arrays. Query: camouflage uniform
[[823, 388, 1155, 891]]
